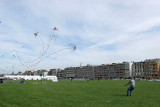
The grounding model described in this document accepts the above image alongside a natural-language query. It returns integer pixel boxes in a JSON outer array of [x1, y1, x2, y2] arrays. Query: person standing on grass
[[124, 77, 135, 96]]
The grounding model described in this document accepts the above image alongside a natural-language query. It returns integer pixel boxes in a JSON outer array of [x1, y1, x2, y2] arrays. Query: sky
[[0, 0, 160, 73]]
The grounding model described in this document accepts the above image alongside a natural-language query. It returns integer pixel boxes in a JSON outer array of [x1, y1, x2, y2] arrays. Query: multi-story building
[[94, 62, 130, 79], [113, 62, 130, 79], [144, 58, 160, 79], [63, 67, 76, 79], [36, 69, 48, 76], [23, 70, 32, 75], [48, 69, 60, 76], [57, 69, 64, 79], [76, 65, 95, 80], [94, 64, 110, 80], [132, 62, 145, 78]]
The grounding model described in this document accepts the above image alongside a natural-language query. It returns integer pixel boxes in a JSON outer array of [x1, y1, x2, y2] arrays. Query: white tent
[[4, 75, 58, 82]]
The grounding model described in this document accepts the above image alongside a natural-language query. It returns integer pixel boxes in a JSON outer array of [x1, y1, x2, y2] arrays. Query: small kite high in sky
[[53, 27, 58, 30], [73, 45, 76, 51], [34, 32, 38, 38]]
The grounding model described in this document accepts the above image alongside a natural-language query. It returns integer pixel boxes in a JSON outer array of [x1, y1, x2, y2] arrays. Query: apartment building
[[113, 62, 130, 79], [144, 58, 160, 79], [76, 65, 95, 80], [63, 67, 76, 79], [48, 69, 61, 76], [57, 70, 64, 79], [56, 59, 160, 79], [132, 62, 145, 78], [94, 64, 110, 80], [36, 69, 48, 76], [94, 62, 130, 79]]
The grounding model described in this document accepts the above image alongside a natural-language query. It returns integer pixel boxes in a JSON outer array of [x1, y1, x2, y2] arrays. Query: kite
[[73, 45, 76, 51], [53, 27, 58, 30], [34, 32, 38, 38]]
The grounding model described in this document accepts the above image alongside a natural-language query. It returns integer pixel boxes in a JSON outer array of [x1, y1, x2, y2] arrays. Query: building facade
[[76, 65, 95, 80], [57, 70, 64, 79], [63, 67, 76, 79], [144, 59, 160, 79], [94, 64, 110, 80], [36, 69, 48, 76], [94, 62, 130, 79], [48, 69, 61, 76], [132, 62, 145, 78]]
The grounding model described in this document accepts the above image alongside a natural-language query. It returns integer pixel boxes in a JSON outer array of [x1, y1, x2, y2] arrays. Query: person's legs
[[127, 86, 132, 96], [130, 86, 135, 96]]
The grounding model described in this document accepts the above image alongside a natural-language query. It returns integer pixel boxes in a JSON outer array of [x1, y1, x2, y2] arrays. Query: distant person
[[0, 79, 3, 83], [70, 78, 72, 82], [20, 78, 25, 83], [124, 77, 135, 96]]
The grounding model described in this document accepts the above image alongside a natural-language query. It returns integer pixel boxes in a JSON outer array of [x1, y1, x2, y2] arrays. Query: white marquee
[[4, 75, 58, 82]]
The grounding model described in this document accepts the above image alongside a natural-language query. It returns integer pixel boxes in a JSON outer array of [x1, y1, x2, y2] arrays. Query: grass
[[0, 80, 160, 107]]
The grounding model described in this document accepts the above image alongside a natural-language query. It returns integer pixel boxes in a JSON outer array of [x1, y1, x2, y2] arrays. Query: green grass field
[[0, 80, 160, 107]]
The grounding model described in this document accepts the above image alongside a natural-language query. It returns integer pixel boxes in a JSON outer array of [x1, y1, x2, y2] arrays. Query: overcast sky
[[0, 0, 160, 73]]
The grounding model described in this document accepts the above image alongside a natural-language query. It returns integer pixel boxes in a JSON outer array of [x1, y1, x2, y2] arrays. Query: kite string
[[10, 30, 58, 68], [27, 47, 71, 68], [13, 30, 58, 65]]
